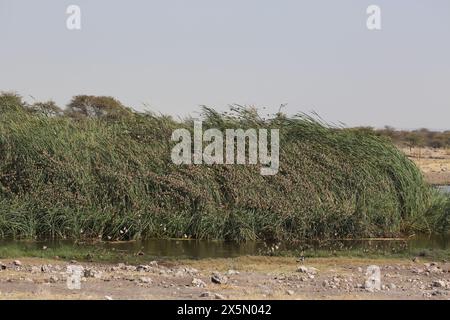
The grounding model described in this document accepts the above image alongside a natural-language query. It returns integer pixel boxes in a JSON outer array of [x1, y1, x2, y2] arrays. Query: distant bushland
[[361, 126, 450, 150], [0, 92, 448, 241]]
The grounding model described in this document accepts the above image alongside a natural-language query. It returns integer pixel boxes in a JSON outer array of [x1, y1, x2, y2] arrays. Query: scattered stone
[[149, 261, 158, 267], [31, 266, 40, 273], [105, 296, 113, 300], [112, 263, 136, 271], [174, 270, 185, 277], [431, 290, 446, 296], [308, 267, 319, 274], [159, 269, 168, 276], [388, 283, 397, 290], [192, 278, 207, 288], [322, 276, 352, 290], [296, 266, 318, 275], [214, 293, 226, 300], [211, 272, 228, 285], [286, 290, 295, 296], [41, 265, 51, 273], [199, 292, 211, 298], [84, 268, 103, 279], [137, 265, 151, 272], [432, 280, 446, 288], [297, 266, 309, 273], [274, 274, 286, 280], [0, 262, 6, 270], [49, 276, 59, 283], [139, 277, 152, 284], [427, 266, 442, 274], [13, 260, 22, 267], [125, 266, 137, 272], [179, 267, 198, 275], [227, 269, 240, 276], [357, 267, 363, 273], [412, 268, 425, 274]]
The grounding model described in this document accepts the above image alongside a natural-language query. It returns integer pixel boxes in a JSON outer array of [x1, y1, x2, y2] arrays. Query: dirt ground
[[0, 256, 449, 300], [402, 147, 450, 185]]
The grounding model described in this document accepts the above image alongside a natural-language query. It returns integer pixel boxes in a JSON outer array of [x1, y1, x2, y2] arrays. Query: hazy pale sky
[[0, 0, 449, 129]]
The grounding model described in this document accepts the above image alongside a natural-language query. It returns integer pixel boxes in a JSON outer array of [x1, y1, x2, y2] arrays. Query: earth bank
[[0, 256, 449, 300]]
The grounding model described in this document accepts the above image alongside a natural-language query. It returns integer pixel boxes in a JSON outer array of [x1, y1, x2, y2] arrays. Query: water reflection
[[1, 234, 449, 259], [102, 239, 265, 259], [437, 185, 450, 193]]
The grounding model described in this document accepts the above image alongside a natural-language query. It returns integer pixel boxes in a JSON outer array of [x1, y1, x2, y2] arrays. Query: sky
[[0, 0, 449, 129]]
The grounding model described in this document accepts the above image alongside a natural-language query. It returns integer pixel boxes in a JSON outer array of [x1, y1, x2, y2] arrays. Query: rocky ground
[[0, 256, 449, 300]]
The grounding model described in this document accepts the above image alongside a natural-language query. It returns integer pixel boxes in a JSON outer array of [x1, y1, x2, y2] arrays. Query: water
[[437, 185, 450, 193], [103, 239, 265, 258], [0, 239, 266, 259], [1, 235, 449, 259]]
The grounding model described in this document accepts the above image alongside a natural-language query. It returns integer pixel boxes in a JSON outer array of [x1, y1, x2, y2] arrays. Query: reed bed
[[0, 95, 447, 241]]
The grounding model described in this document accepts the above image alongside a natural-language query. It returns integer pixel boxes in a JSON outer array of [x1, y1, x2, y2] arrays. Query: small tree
[[29, 101, 63, 117], [66, 95, 132, 120], [405, 132, 425, 158], [0, 92, 26, 112]]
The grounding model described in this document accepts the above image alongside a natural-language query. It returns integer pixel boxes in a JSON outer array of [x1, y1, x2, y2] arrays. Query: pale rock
[[139, 277, 152, 284], [211, 272, 228, 285], [214, 293, 226, 300], [192, 278, 207, 288], [227, 269, 240, 276], [432, 280, 446, 288]]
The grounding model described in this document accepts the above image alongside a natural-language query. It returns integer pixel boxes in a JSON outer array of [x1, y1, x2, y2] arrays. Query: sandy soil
[[402, 147, 450, 185], [0, 256, 449, 300]]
